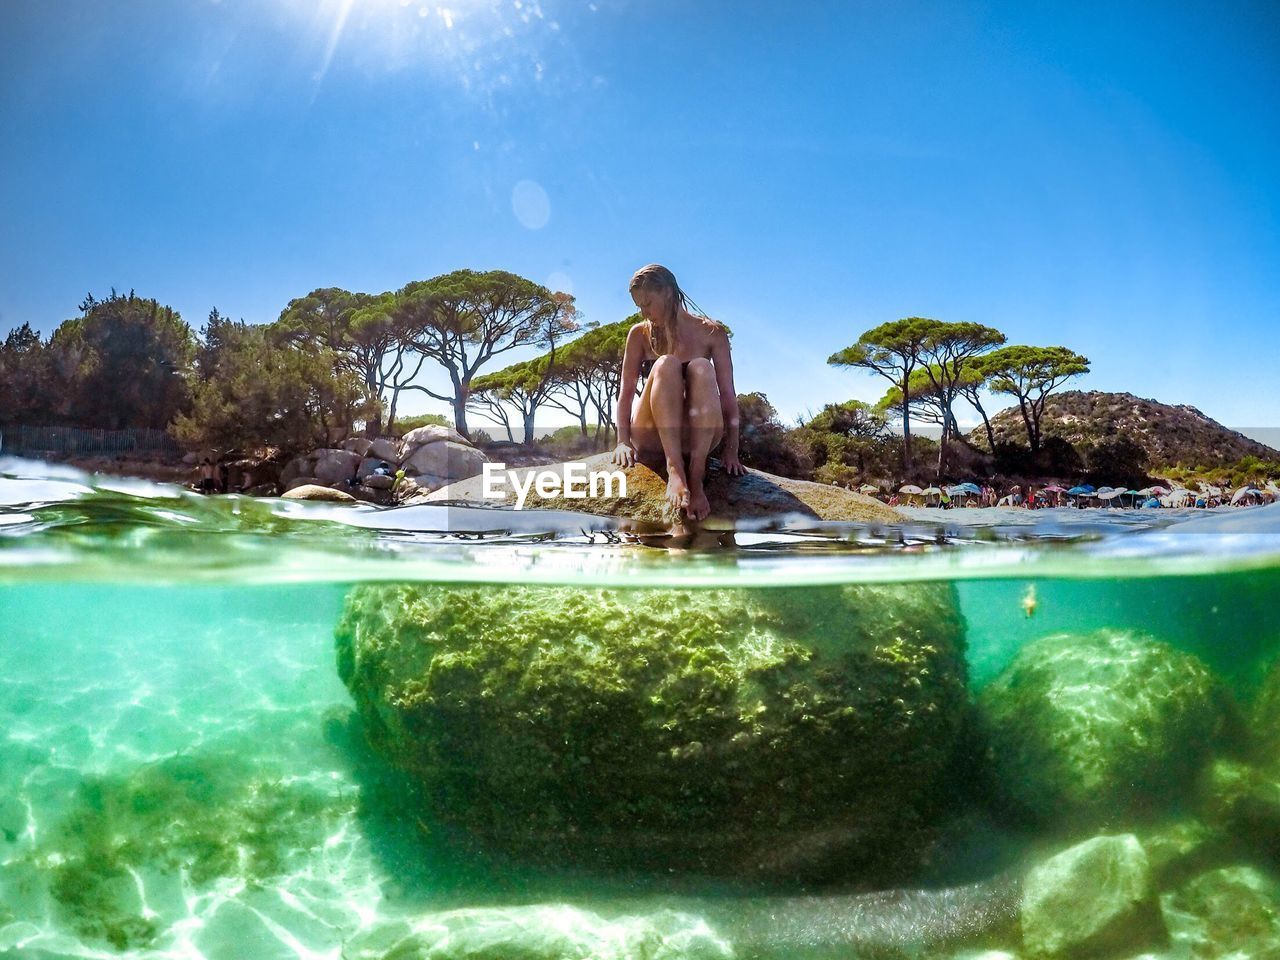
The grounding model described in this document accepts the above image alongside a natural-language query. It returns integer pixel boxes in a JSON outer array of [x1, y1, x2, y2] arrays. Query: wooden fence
[[0, 426, 180, 458]]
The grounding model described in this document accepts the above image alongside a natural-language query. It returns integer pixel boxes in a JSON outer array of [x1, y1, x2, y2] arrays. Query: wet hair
[[629, 264, 708, 357]]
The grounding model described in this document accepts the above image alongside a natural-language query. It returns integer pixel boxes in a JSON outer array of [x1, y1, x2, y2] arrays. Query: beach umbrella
[[947, 482, 982, 495], [1148, 485, 1169, 495], [922, 486, 942, 495], [1231, 487, 1263, 504], [1066, 485, 1091, 496], [899, 484, 924, 495], [1096, 486, 1115, 495], [859, 483, 879, 494], [1097, 489, 1123, 500]]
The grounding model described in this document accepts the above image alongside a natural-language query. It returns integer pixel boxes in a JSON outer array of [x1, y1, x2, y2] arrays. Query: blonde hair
[[629, 264, 707, 357]]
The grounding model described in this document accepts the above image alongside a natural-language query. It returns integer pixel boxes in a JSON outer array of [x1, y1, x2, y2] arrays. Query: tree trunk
[[973, 397, 996, 453], [1018, 397, 1037, 453], [935, 409, 950, 478], [901, 389, 913, 476], [523, 410, 536, 445], [452, 395, 470, 440]]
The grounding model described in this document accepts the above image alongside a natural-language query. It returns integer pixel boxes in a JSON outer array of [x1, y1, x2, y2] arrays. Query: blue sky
[[2, 0, 1278, 434]]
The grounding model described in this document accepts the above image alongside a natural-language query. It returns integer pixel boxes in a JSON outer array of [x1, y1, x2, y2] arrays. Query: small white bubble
[[512, 180, 551, 230]]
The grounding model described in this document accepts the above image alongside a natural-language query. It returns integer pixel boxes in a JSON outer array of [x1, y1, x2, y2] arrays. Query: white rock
[[402, 440, 486, 481], [401, 424, 468, 447], [1022, 834, 1164, 958], [281, 483, 357, 503]]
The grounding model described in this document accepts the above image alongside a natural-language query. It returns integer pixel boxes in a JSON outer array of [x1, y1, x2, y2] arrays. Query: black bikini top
[[639, 357, 697, 378]]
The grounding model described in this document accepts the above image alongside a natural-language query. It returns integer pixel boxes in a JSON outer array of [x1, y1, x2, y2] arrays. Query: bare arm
[[612, 324, 647, 466], [710, 327, 744, 474]]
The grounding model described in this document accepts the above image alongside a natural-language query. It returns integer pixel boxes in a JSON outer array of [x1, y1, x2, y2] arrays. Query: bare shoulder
[[626, 321, 651, 344], [699, 317, 731, 347]]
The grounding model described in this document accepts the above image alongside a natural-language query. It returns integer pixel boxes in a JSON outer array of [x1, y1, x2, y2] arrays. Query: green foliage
[[171, 320, 366, 456], [543, 318, 632, 436], [828, 319, 937, 469], [388, 269, 575, 438], [336, 582, 970, 881], [795, 399, 908, 482], [35, 749, 353, 950], [978, 345, 1090, 452], [1084, 435, 1151, 487], [536, 422, 613, 456], [45, 291, 196, 430], [393, 412, 451, 433], [735, 392, 807, 475], [0, 322, 51, 425]]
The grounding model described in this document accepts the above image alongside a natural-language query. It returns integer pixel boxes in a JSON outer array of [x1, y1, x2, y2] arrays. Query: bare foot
[[665, 471, 691, 516], [686, 483, 711, 522]]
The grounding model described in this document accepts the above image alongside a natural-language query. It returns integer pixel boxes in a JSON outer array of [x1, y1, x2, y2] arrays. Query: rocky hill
[[976, 391, 1278, 468]]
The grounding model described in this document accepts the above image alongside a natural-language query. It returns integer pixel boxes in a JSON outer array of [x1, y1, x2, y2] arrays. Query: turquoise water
[[2, 458, 1280, 958]]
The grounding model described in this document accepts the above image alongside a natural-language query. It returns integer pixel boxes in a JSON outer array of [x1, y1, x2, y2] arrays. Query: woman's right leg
[[630, 355, 690, 514]]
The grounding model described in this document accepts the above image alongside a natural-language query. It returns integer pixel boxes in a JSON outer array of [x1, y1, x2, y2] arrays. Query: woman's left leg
[[682, 358, 724, 521]]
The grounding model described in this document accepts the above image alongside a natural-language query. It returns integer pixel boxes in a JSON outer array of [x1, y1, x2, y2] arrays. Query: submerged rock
[[343, 904, 732, 960], [1161, 865, 1280, 958], [1197, 758, 1280, 854], [1253, 653, 1280, 754], [978, 629, 1240, 831], [29, 750, 354, 951], [1020, 834, 1165, 959], [1138, 818, 1231, 890], [335, 582, 970, 882]]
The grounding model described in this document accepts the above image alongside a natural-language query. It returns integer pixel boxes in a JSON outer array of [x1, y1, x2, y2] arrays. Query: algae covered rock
[[30, 750, 354, 951], [979, 629, 1240, 830], [335, 582, 970, 881]]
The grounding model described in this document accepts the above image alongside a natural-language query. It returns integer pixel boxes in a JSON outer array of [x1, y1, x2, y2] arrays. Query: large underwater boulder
[[979, 629, 1241, 831], [335, 582, 971, 882], [1252, 653, 1280, 754]]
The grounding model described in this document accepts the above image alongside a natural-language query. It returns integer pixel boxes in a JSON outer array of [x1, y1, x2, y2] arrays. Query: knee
[[685, 357, 715, 385], [685, 360, 722, 424], [650, 355, 685, 389], [651, 355, 683, 377]]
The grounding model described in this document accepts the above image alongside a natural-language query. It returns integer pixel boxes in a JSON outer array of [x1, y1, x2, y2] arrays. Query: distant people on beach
[[195, 458, 216, 493]]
